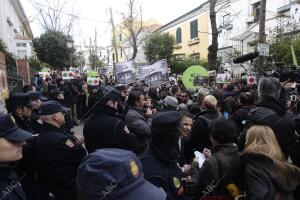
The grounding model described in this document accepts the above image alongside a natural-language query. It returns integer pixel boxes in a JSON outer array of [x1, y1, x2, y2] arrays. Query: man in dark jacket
[[243, 77, 294, 158], [187, 95, 220, 161], [36, 101, 86, 200], [125, 88, 151, 153], [83, 86, 140, 154], [140, 111, 186, 200]]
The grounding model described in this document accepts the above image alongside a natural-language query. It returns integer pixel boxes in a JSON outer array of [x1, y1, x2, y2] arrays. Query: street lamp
[[66, 37, 74, 68]]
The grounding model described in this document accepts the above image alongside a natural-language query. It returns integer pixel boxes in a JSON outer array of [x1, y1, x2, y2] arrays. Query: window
[[223, 14, 230, 27], [16, 42, 26, 47], [17, 50, 27, 58], [190, 20, 198, 39], [252, 2, 260, 21], [176, 28, 182, 44], [191, 53, 200, 62], [174, 54, 186, 61]]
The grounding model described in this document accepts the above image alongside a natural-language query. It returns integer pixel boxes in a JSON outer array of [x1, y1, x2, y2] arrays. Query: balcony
[[277, 4, 291, 13]]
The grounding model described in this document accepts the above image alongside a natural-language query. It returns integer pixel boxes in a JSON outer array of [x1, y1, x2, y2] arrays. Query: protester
[[242, 77, 294, 158], [0, 114, 32, 200], [187, 95, 221, 161], [83, 86, 140, 154], [242, 125, 300, 199], [187, 117, 241, 199], [125, 88, 152, 154], [77, 148, 167, 200], [178, 111, 193, 167]]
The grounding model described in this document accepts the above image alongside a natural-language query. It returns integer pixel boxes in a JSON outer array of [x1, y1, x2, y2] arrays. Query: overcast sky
[[20, 0, 207, 47]]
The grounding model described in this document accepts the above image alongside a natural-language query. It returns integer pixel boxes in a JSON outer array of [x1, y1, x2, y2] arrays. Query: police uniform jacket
[[83, 105, 140, 154], [36, 123, 86, 192], [0, 166, 26, 200]]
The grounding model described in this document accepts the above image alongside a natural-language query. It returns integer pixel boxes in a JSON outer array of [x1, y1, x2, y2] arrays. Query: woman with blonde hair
[[242, 125, 300, 199]]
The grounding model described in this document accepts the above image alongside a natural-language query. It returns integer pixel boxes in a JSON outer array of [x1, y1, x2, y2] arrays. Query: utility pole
[[110, 7, 119, 68], [258, 0, 267, 72]]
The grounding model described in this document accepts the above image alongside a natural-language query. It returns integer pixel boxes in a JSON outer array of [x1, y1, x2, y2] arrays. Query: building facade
[[156, 2, 210, 62], [0, 0, 33, 59], [215, 0, 300, 74]]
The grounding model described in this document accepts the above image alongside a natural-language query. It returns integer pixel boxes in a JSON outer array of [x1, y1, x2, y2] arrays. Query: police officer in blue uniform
[[36, 101, 86, 200], [140, 111, 186, 200], [83, 86, 140, 154], [6, 93, 40, 200], [0, 113, 33, 200]]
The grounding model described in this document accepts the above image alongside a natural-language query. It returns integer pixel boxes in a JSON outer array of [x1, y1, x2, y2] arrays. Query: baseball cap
[[39, 100, 70, 115], [77, 148, 167, 200], [8, 93, 35, 108], [28, 91, 48, 101], [0, 114, 32, 141]]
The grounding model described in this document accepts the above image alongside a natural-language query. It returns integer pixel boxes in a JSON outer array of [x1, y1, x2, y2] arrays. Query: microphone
[[233, 52, 259, 64]]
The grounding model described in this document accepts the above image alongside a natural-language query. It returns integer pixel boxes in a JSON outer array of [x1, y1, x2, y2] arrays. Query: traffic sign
[[257, 43, 269, 56]]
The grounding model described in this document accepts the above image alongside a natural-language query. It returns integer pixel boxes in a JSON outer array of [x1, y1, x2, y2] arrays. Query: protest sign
[[115, 61, 136, 84], [138, 59, 169, 86], [87, 77, 100, 86], [62, 71, 75, 79], [182, 65, 208, 89]]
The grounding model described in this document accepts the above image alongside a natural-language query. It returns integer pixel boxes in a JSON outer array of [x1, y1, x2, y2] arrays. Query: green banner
[[87, 71, 98, 78], [182, 65, 208, 89]]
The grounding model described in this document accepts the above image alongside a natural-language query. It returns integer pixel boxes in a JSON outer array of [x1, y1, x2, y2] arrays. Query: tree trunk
[[208, 0, 219, 71], [258, 0, 267, 71]]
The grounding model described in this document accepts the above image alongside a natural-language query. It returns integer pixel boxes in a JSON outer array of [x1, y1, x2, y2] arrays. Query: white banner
[[62, 71, 75, 79], [138, 59, 169, 86], [87, 77, 100, 86], [115, 61, 136, 84]]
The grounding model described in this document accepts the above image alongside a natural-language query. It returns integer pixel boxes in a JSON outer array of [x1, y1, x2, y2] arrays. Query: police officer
[[28, 91, 47, 134], [140, 111, 185, 200], [36, 101, 86, 200], [0, 113, 32, 200], [6, 93, 39, 200], [83, 86, 139, 154]]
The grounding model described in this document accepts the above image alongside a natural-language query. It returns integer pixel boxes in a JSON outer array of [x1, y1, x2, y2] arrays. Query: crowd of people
[[1, 72, 300, 200]]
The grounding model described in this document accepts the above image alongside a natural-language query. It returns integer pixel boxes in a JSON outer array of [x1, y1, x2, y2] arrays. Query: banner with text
[[115, 61, 136, 84], [138, 59, 169, 86]]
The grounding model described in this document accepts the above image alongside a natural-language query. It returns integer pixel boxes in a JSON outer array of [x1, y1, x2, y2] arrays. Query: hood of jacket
[[241, 153, 300, 192]]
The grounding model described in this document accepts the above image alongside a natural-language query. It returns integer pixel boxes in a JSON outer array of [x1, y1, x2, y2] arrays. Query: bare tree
[[208, 0, 239, 71], [85, 29, 103, 70], [31, 0, 78, 34], [120, 0, 143, 60]]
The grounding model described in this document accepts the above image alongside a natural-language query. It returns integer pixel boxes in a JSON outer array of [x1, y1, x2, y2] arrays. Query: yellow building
[[156, 2, 210, 62]]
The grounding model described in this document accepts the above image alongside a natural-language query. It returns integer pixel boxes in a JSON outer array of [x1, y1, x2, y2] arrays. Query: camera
[[291, 95, 297, 102]]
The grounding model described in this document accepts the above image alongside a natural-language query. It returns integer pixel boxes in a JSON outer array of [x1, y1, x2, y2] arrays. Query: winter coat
[[189, 144, 241, 199], [244, 96, 294, 158], [187, 109, 221, 161], [242, 153, 300, 200], [125, 106, 151, 153], [0, 165, 26, 200], [83, 105, 140, 154]]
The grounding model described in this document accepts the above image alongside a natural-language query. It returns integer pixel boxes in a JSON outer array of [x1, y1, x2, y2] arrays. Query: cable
[[27, 0, 110, 24]]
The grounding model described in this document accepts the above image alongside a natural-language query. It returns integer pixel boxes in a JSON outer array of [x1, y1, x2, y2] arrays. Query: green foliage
[[32, 31, 75, 70], [269, 36, 300, 65], [144, 33, 175, 63], [0, 39, 17, 72], [170, 57, 208, 74]]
